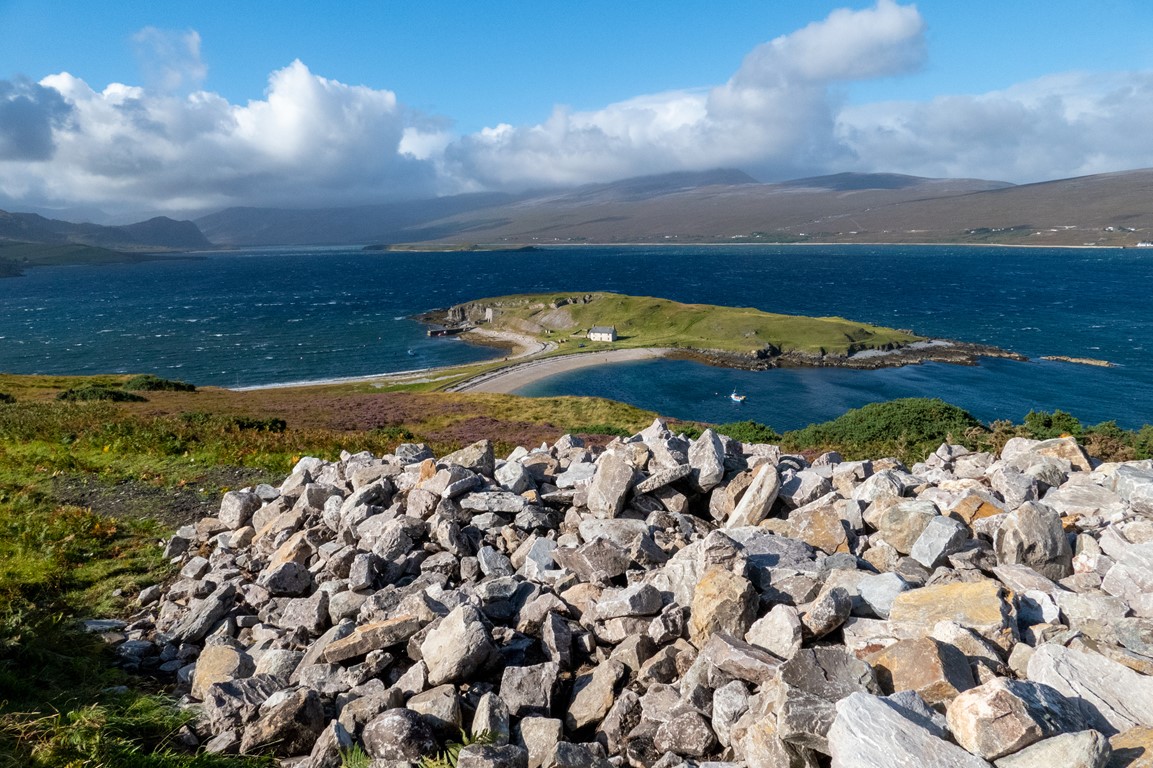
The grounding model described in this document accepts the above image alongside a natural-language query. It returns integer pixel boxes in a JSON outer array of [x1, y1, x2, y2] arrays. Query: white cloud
[[0, 59, 440, 213], [443, 0, 927, 189], [837, 71, 1153, 181]]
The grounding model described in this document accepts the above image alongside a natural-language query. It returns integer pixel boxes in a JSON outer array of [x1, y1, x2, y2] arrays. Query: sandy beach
[[448, 348, 673, 393]]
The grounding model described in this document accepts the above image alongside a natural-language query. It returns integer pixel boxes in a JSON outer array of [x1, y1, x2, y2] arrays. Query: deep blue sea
[[2, 244, 1151, 431]]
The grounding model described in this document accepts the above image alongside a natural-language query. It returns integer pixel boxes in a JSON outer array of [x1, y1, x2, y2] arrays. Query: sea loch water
[[1, 244, 1150, 430]]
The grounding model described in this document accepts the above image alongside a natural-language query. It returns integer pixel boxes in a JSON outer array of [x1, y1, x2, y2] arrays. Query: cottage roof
[[589, 325, 616, 334]]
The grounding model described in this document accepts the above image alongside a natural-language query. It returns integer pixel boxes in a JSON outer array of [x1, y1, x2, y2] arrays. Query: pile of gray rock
[[105, 423, 1153, 767]]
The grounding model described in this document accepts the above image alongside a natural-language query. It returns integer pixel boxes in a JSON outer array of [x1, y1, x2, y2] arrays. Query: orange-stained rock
[[868, 636, 975, 707], [888, 579, 1018, 651]]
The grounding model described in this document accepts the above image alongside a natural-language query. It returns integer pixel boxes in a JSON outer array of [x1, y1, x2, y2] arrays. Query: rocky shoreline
[[676, 340, 1026, 372], [416, 302, 1026, 382], [98, 425, 1153, 767]]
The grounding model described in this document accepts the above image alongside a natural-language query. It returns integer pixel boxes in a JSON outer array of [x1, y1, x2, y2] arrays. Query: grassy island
[[441, 291, 922, 358]]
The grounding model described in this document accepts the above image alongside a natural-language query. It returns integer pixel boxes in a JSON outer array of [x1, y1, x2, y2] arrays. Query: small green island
[[415, 292, 1022, 394]]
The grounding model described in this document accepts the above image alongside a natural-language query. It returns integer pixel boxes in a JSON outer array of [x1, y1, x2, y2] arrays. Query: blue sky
[[2, 0, 1153, 217]]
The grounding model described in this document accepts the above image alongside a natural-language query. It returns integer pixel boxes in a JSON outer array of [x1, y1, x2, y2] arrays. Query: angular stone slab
[[828, 692, 993, 768], [888, 579, 1017, 651], [1027, 644, 1153, 735], [323, 615, 422, 663]]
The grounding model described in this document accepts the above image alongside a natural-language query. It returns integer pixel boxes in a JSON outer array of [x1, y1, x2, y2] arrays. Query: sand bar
[[448, 348, 673, 393]]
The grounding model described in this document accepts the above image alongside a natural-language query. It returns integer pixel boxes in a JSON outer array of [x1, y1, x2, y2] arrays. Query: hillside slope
[[0, 210, 212, 251]]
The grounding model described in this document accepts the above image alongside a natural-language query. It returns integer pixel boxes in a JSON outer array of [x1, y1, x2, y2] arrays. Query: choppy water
[[2, 244, 1151, 430]]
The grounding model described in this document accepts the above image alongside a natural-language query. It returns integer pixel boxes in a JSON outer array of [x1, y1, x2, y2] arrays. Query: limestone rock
[[994, 730, 1111, 768], [323, 615, 422, 663], [745, 603, 803, 659], [502, 662, 559, 718], [995, 502, 1073, 581], [362, 708, 437, 761], [946, 677, 1090, 760], [870, 637, 975, 706], [726, 463, 780, 528], [1027, 644, 1153, 734], [828, 692, 993, 768], [586, 451, 635, 518], [688, 429, 726, 494], [421, 605, 496, 686], [876, 501, 938, 554], [888, 579, 1017, 651], [1108, 726, 1153, 767], [457, 744, 530, 768], [689, 566, 758, 648], [239, 687, 325, 756], [192, 645, 254, 701], [566, 659, 625, 731], [441, 439, 495, 477], [1109, 465, 1153, 515]]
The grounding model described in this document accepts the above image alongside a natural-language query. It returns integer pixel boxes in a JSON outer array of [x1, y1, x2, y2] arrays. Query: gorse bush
[[783, 398, 985, 462], [123, 374, 197, 392], [0, 393, 14, 404], [1023, 408, 1083, 439], [56, 385, 147, 402], [715, 420, 781, 444]]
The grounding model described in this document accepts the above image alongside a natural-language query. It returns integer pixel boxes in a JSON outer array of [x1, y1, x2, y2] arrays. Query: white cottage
[[587, 325, 617, 342]]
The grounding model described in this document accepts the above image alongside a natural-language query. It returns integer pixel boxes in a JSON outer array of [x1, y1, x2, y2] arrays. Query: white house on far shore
[[588, 325, 617, 342]]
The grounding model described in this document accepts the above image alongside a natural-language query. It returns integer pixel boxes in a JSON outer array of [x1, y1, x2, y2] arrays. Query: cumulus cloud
[[0, 78, 72, 161], [443, 0, 926, 189], [837, 71, 1153, 181], [0, 59, 443, 213]]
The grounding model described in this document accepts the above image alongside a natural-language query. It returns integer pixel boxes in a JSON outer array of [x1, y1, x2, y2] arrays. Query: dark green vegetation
[[125, 375, 198, 393], [2, 372, 1151, 764], [58, 384, 150, 402], [455, 292, 922, 357], [0, 209, 211, 252], [774, 399, 1153, 463], [0, 242, 148, 278]]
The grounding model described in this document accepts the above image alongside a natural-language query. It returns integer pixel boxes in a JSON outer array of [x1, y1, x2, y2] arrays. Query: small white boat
[[730, 390, 746, 403]]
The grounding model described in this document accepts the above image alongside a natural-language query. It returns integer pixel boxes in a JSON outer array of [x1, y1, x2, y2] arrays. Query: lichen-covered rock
[[362, 708, 437, 761]]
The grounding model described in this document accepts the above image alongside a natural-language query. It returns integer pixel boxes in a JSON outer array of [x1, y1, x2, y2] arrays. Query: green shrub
[[56, 385, 147, 403], [783, 398, 985, 462], [231, 416, 287, 433], [123, 374, 197, 392], [1022, 409, 1082, 439], [715, 420, 781, 444]]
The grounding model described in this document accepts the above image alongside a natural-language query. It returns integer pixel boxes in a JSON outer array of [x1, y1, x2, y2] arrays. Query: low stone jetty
[[105, 425, 1153, 767]]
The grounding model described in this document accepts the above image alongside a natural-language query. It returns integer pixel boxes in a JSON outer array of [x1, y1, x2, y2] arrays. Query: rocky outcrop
[[106, 427, 1153, 766]]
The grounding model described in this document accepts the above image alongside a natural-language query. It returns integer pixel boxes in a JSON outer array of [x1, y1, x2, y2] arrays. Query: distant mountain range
[[194, 168, 1153, 248], [4, 168, 1153, 260], [0, 210, 212, 252]]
